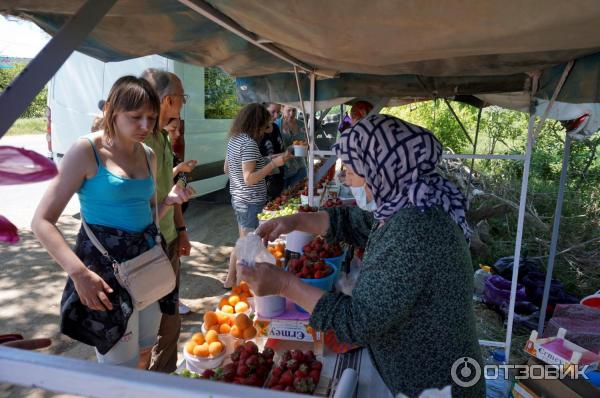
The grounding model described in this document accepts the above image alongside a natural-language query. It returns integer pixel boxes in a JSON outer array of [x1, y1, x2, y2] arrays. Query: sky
[[0, 16, 50, 58]]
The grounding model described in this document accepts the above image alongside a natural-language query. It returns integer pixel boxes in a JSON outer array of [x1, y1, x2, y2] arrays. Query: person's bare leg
[[224, 225, 244, 288]]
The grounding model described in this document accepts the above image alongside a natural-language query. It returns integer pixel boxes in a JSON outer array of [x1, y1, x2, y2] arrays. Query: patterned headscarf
[[333, 114, 472, 240]]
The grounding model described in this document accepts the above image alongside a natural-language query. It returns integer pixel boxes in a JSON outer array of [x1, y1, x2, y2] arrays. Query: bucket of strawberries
[[302, 236, 345, 270], [287, 255, 337, 291]]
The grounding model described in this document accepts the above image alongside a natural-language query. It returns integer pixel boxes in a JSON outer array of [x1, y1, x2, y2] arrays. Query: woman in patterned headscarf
[[242, 114, 484, 398]]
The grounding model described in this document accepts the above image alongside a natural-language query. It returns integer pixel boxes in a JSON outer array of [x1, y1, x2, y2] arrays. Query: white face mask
[[350, 184, 377, 212]]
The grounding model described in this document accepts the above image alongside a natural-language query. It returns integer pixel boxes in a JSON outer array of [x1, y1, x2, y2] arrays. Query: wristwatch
[[176, 226, 187, 233]]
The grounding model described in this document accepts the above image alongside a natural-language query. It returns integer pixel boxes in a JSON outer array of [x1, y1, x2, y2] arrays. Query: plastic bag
[[0, 146, 57, 185], [0, 215, 19, 244], [335, 256, 362, 295], [491, 256, 541, 283], [234, 234, 287, 318], [483, 275, 526, 307], [522, 271, 579, 312], [544, 304, 600, 353]]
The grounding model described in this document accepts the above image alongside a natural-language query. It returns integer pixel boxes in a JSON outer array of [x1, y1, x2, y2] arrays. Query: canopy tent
[[1, 1, 600, 391]]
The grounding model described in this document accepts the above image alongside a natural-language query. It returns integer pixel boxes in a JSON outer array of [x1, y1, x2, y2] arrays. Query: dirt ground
[[0, 198, 238, 397]]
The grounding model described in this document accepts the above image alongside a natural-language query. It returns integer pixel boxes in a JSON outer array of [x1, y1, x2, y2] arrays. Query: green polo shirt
[[145, 130, 177, 244]]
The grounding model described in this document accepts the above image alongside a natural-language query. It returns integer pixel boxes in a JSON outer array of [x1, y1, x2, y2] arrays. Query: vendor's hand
[[271, 154, 287, 168], [71, 268, 113, 311], [238, 262, 292, 297], [176, 159, 198, 174], [178, 232, 192, 256], [164, 184, 196, 206], [255, 214, 299, 244]]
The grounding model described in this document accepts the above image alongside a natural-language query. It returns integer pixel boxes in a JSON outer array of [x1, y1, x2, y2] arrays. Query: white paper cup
[[294, 145, 308, 157], [301, 194, 321, 205]]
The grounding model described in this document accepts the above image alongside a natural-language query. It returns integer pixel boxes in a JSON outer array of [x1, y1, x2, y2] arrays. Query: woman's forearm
[[293, 211, 330, 236], [245, 161, 275, 186], [280, 274, 326, 313], [32, 219, 88, 277]]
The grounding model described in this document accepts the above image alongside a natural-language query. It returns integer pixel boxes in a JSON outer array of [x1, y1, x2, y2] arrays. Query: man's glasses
[[170, 93, 190, 103]]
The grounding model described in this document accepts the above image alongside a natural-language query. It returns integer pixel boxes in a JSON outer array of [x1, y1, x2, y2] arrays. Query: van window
[[204, 67, 241, 119]]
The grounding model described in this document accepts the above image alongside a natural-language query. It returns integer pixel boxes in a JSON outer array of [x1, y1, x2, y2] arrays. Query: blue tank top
[[78, 138, 154, 233]]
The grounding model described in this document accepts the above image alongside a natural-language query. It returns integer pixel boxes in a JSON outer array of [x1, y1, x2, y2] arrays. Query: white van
[[47, 51, 232, 197]]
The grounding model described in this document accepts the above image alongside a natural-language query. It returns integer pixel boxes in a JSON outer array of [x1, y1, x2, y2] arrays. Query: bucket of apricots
[[216, 282, 252, 320], [183, 329, 225, 372], [202, 310, 257, 355]]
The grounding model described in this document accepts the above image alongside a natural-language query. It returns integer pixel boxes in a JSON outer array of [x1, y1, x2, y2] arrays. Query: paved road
[[1, 134, 79, 229]]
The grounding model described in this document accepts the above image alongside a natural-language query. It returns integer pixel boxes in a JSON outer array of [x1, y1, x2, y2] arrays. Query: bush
[[0, 61, 47, 118]]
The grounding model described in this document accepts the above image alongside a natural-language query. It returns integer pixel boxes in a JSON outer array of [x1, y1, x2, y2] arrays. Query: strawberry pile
[[297, 205, 317, 213], [322, 198, 343, 208], [287, 256, 333, 279], [267, 349, 322, 393], [199, 341, 274, 387], [303, 236, 343, 260]]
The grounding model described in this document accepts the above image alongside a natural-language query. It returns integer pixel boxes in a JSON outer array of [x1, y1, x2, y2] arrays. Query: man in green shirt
[[142, 69, 196, 372]]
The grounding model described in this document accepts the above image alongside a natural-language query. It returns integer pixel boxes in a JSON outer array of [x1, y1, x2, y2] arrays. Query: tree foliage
[[0, 61, 47, 118], [204, 67, 242, 119]]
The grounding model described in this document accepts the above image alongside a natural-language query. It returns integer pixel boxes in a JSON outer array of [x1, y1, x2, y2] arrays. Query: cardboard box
[[519, 358, 600, 398]]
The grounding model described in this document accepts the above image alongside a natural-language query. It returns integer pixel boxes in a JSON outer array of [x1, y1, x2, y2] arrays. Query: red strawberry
[[271, 367, 283, 378], [303, 350, 316, 362], [291, 350, 304, 362], [268, 376, 280, 388], [271, 385, 284, 390], [286, 359, 299, 371], [311, 360, 323, 371], [309, 369, 321, 384], [245, 354, 259, 369], [244, 341, 258, 354], [279, 370, 293, 386], [236, 363, 250, 377], [262, 347, 274, 359], [202, 369, 215, 379]]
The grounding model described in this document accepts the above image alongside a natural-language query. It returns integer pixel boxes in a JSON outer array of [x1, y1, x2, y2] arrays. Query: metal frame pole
[[504, 74, 539, 362], [537, 134, 573, 333], [0, 0, 116, 139], [308, 73, 316, 206]]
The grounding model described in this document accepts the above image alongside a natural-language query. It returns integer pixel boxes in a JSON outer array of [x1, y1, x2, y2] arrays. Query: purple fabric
[[333, 114, 471, 239], [0, 146, 57, 185], [0, 215, 19, 244]]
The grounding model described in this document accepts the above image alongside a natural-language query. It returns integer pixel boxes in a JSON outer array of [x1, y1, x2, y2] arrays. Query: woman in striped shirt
[[223, 103, 291, 288]]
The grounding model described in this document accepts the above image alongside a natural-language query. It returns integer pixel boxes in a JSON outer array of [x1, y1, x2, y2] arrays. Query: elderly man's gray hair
[[140, 68, 179, 101]]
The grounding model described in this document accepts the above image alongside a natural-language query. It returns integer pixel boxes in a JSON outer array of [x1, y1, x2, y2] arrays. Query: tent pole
[[537, 134, 573, 333], [293, 66, 310, 144], [0, 0, 116, 139], [308, 73, 316, 206], [504, 73, 540, 363], [465, 107, 482, 206]]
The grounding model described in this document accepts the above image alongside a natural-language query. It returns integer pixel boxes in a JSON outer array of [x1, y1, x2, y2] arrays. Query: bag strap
[[141, 143, 162, 242], [81, 219, 119, 268]]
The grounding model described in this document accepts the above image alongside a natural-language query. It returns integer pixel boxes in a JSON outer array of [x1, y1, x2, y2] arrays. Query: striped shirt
[[226, 133, 267, 204]]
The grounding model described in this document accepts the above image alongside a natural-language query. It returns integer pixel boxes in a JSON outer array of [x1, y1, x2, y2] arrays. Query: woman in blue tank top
[[32, 76, 193, 368]]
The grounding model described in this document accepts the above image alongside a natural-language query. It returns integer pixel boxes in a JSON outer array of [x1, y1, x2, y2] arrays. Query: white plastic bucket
[[254, 295, 286, 318], [286, 230, 315, 253]]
